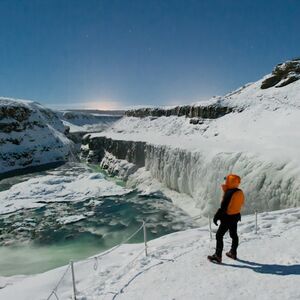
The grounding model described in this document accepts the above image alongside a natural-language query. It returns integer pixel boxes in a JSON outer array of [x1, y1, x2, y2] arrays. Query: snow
[[100, 151, 138, 180], [58, 111, 122, 133], [0, 163, 131, 215], [56, 215, 86, 225], [0, 207, 299, 300]]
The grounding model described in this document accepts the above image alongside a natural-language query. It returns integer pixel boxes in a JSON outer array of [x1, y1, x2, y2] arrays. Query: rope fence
[[46, 211, 260, 299], [47, 264, 71, 300], [46, 221, 147, 300]]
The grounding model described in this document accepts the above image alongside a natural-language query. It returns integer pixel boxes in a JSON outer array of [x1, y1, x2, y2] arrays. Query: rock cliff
[[0, 98, 73, 176]]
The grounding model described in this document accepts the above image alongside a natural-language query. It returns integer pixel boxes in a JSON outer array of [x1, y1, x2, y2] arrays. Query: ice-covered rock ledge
[[125, 101, 235, 118], [0, 98, 74, 176]]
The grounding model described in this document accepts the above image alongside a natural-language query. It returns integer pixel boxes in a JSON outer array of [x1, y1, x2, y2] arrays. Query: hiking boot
[[226, 251, 237, 260], [207, 254, 222, 263]]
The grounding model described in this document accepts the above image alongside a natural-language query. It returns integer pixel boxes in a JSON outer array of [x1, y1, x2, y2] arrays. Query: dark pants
[[215, 217, 239, 257]]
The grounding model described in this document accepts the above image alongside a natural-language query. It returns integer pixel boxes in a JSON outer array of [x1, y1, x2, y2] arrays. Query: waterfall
[[82, 136, 300, 216], [145, 144, 300, 214]]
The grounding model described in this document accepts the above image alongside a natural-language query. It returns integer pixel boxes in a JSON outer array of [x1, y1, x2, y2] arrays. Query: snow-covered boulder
[[0, 98, 73, 175]]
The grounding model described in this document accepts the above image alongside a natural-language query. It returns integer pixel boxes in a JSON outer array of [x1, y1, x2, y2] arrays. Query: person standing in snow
[[208, 174, 245, 263]]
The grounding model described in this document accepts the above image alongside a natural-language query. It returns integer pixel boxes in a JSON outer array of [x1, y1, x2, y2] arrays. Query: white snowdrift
[[0, 207, 299, 300]]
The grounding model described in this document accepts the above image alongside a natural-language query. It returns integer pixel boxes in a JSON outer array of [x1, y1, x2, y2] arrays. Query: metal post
[[208, 215, 212, 240], [255, 211, 258, 234], [70, 260, 77, 300], [143, 221, 148, 257]]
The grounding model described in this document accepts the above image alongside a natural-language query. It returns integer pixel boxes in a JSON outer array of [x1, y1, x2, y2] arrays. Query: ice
[[0, 164, 131, 215], [56, 215, 86, 225]]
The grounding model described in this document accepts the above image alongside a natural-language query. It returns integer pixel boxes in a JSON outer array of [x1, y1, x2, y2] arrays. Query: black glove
[[213, 215, 219, 226], [213, 209, 223, 226]]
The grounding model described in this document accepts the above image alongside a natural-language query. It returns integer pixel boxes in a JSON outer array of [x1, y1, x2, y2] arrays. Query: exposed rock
[[261, 75, 282, 89], [261, 58, 300, 89], [66, 131, 87, 144], [189, 118, 204, 125], [276, 75, 300, 88], [81, 135, 146, 168], [0, 105, 31, 122], [125, 104, 234, 119]]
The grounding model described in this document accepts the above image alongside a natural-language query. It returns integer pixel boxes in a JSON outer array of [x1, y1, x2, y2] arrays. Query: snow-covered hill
[[1, 207, 299, 300], [83, 59, 300, 217], [0, 98, 73, 175]]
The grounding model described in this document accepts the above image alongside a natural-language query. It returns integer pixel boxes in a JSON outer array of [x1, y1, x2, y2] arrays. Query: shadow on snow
[[223, 259, 300, 276]]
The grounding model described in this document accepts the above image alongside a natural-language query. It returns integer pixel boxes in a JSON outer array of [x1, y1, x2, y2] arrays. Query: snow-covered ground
[[1, 207, 299, 300]]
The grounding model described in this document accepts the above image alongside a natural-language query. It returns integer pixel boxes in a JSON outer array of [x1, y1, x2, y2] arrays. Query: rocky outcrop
[[66, 131, 87, 145], [0, 98, 73, 176], [125, 104, 234, 119], [261, 58, 300, 89], [81, 135, 146, 168]]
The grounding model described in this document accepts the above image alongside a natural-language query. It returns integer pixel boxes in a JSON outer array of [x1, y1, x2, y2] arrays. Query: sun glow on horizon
[[84, 100, 121, 110]]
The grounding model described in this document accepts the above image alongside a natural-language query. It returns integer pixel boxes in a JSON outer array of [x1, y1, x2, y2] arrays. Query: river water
[[0, 163, 195, 276]]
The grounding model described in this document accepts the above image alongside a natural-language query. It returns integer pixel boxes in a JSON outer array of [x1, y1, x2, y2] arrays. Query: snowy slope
[[86, 61, 300, 216], [0, 207, 299, 300], [58, 111, 122, 133], [0, 98, 74, 175]]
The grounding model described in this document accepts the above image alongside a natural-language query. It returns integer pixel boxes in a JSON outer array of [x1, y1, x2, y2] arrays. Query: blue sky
[[0, 0, 299, 109]]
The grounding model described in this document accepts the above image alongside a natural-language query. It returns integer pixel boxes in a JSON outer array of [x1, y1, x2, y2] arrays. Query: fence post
[[143, 221, 148, 257], [70, 260, 77, 300], [208, 215, 212, 240], [255, 211, 258, 234]]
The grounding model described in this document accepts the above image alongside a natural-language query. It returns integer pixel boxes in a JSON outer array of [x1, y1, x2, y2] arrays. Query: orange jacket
[[221, 174, 245, 215]]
